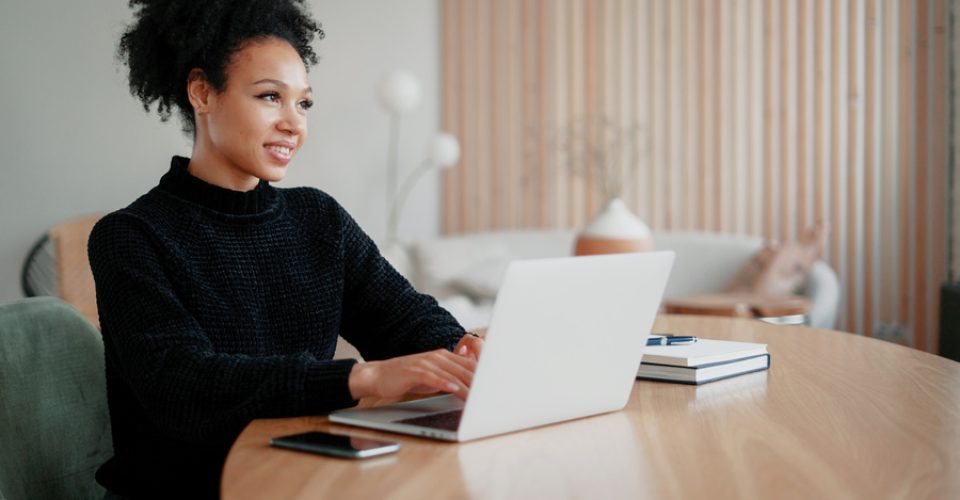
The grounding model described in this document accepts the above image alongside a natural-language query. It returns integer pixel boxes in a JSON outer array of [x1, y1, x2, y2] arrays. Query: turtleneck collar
[[158, 156, 279, 217]]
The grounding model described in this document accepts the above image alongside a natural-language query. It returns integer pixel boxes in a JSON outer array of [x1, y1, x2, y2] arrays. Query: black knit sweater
[[88, 156, 465, 498]]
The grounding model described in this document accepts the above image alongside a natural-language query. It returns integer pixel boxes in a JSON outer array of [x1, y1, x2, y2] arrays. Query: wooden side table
[[664, 292, 811, 325]]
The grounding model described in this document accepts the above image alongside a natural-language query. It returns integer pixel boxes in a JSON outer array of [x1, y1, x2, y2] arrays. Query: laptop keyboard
[[395, 410, 463, 431]]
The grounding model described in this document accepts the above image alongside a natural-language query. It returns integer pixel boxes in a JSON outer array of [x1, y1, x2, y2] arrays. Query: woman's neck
[[188, 138, 260, 192]]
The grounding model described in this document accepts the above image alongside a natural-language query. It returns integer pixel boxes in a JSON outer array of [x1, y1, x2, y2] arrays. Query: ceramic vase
[[574, 198, 653, 256]]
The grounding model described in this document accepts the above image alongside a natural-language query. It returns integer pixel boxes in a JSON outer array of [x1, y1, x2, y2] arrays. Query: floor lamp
[[377, 71, 461, 276], [378, 69, 423, 242], [386, 132, 460, 243]]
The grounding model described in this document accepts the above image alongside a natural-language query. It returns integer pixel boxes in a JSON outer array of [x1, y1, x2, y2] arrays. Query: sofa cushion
[[411, 237, 513, 299], [724, 223, 828, 297], [450, 257, 510, 299], [651, 232, 763, 298], [411, 230, 577, 299]]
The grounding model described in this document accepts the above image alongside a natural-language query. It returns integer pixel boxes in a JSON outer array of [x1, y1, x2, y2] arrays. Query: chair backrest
[[0, 297, 112, 500], [21, 214, 103, 328]]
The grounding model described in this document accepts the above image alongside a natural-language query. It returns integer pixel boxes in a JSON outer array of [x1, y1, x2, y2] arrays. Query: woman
[[89, 1, 482, 497]]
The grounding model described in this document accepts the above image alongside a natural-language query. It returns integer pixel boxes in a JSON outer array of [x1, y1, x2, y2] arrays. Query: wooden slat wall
[[440, 0, 953, 352], [953, 0, 960, 285]]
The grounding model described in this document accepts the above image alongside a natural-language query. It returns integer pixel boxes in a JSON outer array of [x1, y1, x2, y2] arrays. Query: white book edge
[[637, 354, 770, 383], [641, 338, 769, 367]]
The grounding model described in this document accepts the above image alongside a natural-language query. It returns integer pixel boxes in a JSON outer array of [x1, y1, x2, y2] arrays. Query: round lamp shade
[[379, 70, 422, 114], [430, 133, 461, 167]]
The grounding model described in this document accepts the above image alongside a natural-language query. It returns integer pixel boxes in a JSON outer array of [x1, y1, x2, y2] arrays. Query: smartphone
[[269, 431, 400, 459]]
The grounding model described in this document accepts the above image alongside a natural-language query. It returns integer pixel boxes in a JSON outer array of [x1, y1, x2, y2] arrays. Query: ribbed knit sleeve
[[89, 213, 358, 444], [332, 202, 467, 360]]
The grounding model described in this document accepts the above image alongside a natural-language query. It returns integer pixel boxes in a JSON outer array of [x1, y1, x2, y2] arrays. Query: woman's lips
[[265, 144, 294, 165]]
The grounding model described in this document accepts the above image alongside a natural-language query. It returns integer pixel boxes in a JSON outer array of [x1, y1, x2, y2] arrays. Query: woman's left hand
[[454, 332, 484, 361]]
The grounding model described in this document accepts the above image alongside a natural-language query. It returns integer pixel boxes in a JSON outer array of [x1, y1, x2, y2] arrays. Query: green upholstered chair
[[0, 297, 111, 500]]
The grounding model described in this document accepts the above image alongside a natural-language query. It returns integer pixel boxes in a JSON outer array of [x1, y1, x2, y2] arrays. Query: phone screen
[[269, 431, 400, 459]]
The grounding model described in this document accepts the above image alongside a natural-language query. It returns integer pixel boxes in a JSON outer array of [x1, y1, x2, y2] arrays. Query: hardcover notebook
[[637, 338, 770, 385]]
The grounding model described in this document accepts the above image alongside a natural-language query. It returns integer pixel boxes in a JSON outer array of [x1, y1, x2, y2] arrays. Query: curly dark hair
[[118, 0, 325, 135]]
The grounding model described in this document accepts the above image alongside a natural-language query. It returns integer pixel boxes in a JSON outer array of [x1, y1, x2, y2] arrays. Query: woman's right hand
[[348, 349, 477, 401]]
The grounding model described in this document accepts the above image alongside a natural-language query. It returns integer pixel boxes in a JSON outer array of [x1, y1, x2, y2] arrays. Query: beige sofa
[[384, 229, 840, 331]]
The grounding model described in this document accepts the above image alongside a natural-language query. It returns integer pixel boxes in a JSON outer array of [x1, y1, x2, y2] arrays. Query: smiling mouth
[[266, 145, 293, 158]]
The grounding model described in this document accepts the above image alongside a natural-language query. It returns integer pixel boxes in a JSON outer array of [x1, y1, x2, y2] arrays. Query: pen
[[647, 335, 698, 346]]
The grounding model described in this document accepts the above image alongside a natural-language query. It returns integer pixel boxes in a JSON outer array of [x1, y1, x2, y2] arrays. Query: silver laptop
[[329, 251, 675, 442]]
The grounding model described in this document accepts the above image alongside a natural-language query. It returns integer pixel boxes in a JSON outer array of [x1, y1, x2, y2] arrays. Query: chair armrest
[[799, 260, 841, 330]]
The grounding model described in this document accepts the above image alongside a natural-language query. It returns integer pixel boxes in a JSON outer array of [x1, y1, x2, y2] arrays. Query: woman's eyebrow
[[253, 79, 312, 93]]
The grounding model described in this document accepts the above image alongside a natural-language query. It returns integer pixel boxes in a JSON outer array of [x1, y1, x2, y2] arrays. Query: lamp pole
[[379, 70, 422, 243], [388, 159, 433, 243], [386, 111, 401, 243], [387, 133, 460, 244]]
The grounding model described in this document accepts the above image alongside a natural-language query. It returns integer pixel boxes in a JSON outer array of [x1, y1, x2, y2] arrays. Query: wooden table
[[222, 315, 960, 499], [664, 293, 811, 321]]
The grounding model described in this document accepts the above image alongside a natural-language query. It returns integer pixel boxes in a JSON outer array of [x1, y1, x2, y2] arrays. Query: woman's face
[[191, 36, 312, 191]]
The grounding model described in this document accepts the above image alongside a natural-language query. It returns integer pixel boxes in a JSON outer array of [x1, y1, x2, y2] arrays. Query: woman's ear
[[186, 69, 212, 114]]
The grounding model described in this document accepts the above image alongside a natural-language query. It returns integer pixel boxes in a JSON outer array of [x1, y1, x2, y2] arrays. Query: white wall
[[0, 0, 442, 302]]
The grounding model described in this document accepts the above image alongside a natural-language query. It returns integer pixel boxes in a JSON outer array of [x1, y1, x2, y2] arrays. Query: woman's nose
[[278, 106, 306, 136]]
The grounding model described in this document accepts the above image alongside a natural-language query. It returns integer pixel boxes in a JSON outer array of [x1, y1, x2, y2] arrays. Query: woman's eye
[[258, 92, 280, 102], [299, 99, 314, 111]]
